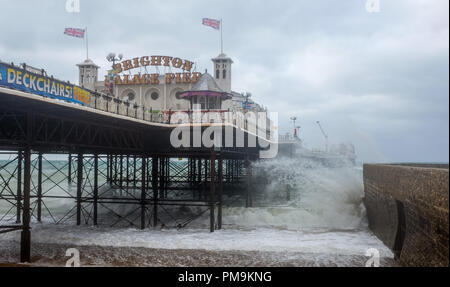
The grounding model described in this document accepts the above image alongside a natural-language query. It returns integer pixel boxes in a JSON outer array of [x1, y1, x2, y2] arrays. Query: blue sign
[[0, 62, 90, 106], [242, 102, 252, 109]]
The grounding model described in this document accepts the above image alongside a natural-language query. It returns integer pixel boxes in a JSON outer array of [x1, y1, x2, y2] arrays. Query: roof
[[77, 59, 100, 68], [192, 72, 223, 92], [211, 53, 234, 63], [179, 72, 232, 100]]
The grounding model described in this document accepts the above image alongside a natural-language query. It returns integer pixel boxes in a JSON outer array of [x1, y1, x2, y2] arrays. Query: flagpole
[[85, 27, 89, 59], [220, 19, 223, 54]]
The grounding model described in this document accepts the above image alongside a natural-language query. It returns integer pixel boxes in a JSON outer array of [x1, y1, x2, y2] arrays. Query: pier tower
[[212, 53, 233, 93], [77, 59, 99, 90]]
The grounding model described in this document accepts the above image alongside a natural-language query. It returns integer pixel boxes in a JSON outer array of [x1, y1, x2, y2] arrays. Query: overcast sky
[[0, 0, 448, 163]]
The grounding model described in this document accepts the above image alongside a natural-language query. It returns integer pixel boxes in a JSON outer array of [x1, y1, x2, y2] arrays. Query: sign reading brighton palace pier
[[105, 55, 203, 86]]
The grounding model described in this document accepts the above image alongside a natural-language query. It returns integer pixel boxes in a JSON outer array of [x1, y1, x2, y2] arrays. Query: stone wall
[[363, 164, 449, 267]]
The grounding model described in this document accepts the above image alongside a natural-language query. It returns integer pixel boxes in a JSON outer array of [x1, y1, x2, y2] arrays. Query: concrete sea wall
[[363, 164, 449, 267]]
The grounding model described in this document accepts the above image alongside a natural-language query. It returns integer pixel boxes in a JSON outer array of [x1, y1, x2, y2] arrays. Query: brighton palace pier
[[0, 51, 276, 263]]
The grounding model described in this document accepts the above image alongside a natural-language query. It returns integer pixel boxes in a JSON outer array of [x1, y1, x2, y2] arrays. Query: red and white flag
[[202, 18, 220, 30], [64, 28, 85, 38]]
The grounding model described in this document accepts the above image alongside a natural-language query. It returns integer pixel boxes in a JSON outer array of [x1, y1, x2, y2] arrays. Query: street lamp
[[295, 125, 301, 138], [106, 53, 123, 66], [244, 92, 252, 112], [106, 53, 123, 96], [290, 117, 297, 138]]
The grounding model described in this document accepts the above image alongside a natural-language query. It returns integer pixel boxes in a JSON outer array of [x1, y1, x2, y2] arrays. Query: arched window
[[216, 69, 220, 79], [123, 92, 135, 102], [175, 91, 182, 100], [223, 69, 226, 79], [151, 92, 159, 100]]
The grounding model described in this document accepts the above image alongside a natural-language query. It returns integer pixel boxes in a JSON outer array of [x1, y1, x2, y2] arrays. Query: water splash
[[222, 157, 367, 231]]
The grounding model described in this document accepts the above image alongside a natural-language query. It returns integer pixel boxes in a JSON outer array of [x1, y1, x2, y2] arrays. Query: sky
[[0, 0, 448, 163]]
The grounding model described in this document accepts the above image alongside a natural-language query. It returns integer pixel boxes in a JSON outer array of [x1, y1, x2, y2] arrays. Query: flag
[[202, 18, 220, 30], [64, 28, 85, 38]]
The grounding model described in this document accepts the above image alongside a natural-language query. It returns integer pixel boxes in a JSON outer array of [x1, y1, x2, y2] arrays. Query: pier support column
[[20, 147, 31, 263], [119, 155, 123, 191], [109, 155, 113, 185], [245, 156, 252, 208], [126, 155, 130, 190], [165, 158, 169, 199], [209, 152, 216, 233], [114, 155, 118, 186], [106, 154, 110, 185], [159, 157, 165, 199], [218, 155, 223, 230], [93, 154, 98, 226], [133, 155, 137, 188], [37, 152, 42, 222], [16, 150, 22, 224], [197, 159, 202, 200], [68, 153, 72, 184], [140, 157, 146, 230], [152, 157, 159, 227], [76, 153, 83, 225], [204, 158, 208, 201]]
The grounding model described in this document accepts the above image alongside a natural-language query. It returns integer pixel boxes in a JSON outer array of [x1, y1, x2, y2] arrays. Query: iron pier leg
[[133, 155, 137, 188], [20, 147, 31, 263], [114, 155, 118, 186], [109, 155, 113, 185], [68, 153, 72, 184], [76, 153, 83, 225], [218, 155, 223, 230], [210, 152, 216, 233], [37, 152, 42, 222], [165, 158, 169, 199], [204, 158, 208, 201], [106, 154, 110, 185], [245, 156, 252, 208], [140, 157, 146, 230], [152, 157, 158, 227], [119, 155, 123, 193], [126, 155, 129, 190], [16, 150, 22, 224], [93, 154, 98, 226], [197, 159, 202, 200]]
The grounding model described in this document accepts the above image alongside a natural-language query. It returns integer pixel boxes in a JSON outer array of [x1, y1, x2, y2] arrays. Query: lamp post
[[295, 125, 301, 139], [290, 117, 297, 138], [244, 92, 252, 113], [106, 53, 123, 97]]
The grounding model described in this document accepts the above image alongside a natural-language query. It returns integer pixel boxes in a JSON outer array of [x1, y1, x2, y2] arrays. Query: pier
[[0, 63, 273, 262]]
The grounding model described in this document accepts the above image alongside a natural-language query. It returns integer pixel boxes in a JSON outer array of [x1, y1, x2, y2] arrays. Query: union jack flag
[[64, 28, 85, 38], [202, 18, 220, 30]]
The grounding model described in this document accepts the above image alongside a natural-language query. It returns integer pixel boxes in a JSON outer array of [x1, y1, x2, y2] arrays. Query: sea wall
[[363, 164, 449, 267]]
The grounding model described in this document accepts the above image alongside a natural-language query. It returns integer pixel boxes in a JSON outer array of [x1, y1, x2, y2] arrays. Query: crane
[[316, 121, 328, 152]]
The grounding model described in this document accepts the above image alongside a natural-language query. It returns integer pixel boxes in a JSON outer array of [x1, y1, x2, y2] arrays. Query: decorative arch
[[120, 88, 137, 102], [143, 87, 163, 110], [168, 87, 189, 110]]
